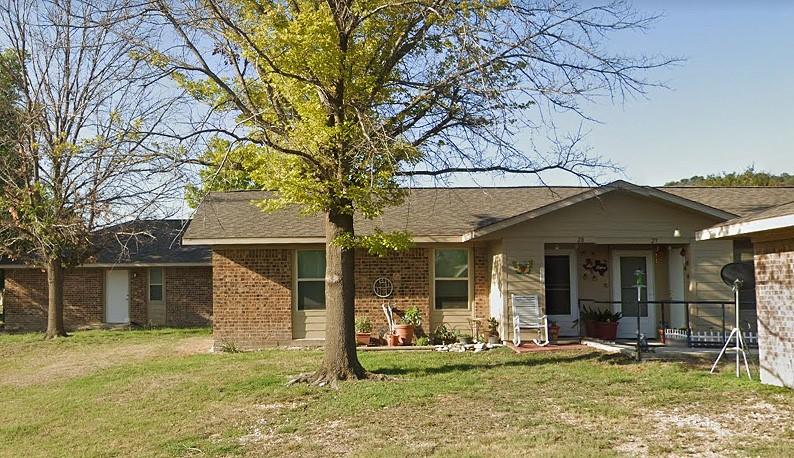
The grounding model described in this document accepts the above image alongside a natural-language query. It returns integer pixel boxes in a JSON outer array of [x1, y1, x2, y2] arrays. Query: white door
[[106, 270, 130, 324], [544, 251, 578, 336], [612, 251, 655, 339]]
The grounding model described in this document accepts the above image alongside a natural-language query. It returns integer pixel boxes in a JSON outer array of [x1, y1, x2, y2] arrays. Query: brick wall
[[473, 247, 490, 322], [212, 248, 294, 348], [354, 248, 430, 336], [212, 245, 492, 348], [4, 268, 104, 331], [754, 239, 794, 388], [166, 266, 213, 327], [3, 266, 213, 331], [130, 268, 148, 325]]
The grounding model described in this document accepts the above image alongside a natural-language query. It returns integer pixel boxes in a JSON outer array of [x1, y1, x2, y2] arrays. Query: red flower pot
[[594, 321, 619, 341], [356, 332, 371, 346], [394, 324, 415, 346], [386, 334, 400, 346]]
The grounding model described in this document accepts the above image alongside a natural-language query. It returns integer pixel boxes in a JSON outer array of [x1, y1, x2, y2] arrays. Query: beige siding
[[148, 302, 166, 326], [688, 239, 734, 329], [490, 190, 722, 244], [292, 309, 325, 340], [503, 238, 544, 341]]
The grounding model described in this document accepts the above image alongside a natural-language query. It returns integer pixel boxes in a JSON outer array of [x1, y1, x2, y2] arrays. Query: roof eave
[[183, 235, 464, 246], [696, 214, 794, 241]]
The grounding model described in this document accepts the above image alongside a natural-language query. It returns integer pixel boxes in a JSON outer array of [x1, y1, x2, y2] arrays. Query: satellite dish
[[720, 261, 755, 289]]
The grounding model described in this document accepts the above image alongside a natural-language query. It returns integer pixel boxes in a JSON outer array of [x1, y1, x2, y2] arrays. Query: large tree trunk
[[289, 207, 367, 386], [44, 256, 67, 339]]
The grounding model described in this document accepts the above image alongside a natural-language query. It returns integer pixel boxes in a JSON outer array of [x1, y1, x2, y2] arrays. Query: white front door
[[106, 270, 130, 324], [544, 251, 578, 336], [612, 251, 655, 339]]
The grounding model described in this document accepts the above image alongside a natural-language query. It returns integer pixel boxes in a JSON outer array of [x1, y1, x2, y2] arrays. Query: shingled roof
[[183, 181, 794, 243], [1, 220, 211, 267], [91, 220, 211, 265]]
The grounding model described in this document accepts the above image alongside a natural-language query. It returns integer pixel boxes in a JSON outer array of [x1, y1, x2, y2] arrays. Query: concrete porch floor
[[583, 338, 759, 360]]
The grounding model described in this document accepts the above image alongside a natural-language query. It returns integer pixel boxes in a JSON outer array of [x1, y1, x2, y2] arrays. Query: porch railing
[[576, 298, 757, 360]]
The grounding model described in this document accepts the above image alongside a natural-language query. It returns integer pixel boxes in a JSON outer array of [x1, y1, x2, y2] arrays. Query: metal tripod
[[709, 279, 751, 379]]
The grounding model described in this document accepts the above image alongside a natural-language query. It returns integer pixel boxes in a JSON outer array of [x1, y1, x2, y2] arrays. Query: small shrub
[[416, 336, 430, 346], [401, 307, 422, 328], [217, 341, 241, 353], [430, 324, 457, 345], [355, 316, 373, 333]]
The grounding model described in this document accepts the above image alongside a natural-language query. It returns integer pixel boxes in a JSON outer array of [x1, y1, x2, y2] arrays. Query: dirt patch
[[0, 335, 213, 387], [646, 397, 794, 456]]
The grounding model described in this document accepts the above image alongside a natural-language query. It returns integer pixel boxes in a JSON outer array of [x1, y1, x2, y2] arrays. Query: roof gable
[[462, 180, 735, 240]]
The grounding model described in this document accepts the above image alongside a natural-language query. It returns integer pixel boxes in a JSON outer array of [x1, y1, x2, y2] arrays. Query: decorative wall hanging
[[511, 259, 534, 275], [582, 258, 608, 280]]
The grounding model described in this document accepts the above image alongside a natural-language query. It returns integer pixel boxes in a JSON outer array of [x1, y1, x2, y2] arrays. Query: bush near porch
[[0, 328, 792, 457]]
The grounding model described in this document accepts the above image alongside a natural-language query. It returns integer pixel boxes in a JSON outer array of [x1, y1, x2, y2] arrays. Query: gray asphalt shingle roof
[[92, 219, 211, 264], [184, 184, 794, 242]]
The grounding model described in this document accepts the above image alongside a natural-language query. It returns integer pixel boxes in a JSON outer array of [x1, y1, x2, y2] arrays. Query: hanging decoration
[[582, 258, 608, 280], [511, 259, 534, 275]]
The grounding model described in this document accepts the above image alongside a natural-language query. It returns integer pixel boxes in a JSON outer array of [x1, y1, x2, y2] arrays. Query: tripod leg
[[710, 328, 737, 374], [737, 331, 752, 379]]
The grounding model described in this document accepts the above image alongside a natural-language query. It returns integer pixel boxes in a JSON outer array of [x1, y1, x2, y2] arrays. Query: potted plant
[[548, 320, 561, 343], [385, 331, 400, 346], [355, 316, 373, 346], [484, 317, 500, 344], [575, 306, 622, 341], [395, 306, 422, 345], [457, 332, 473, 344]]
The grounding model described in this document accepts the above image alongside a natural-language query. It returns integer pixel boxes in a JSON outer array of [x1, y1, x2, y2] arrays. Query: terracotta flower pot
[[386, 333, 400, 347], [594, 321, 618, 341], [394, 324, 415, 345], [356, 332, 371, 346], [657, 328, 665, 344], [549, 324, 560, 343], [584, 320, 598, 338]]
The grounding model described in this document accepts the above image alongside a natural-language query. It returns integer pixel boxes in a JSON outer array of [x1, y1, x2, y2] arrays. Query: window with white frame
[[434, 249, 469, 309], [297, 250, 325, 310], [148, 268, 164, 303]]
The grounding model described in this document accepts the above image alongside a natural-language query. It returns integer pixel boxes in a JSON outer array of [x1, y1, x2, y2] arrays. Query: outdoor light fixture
[[673, 228, 682, 238]]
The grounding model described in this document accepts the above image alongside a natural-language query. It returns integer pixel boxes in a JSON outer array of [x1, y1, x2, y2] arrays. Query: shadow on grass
[[373, 351, 631, 376]]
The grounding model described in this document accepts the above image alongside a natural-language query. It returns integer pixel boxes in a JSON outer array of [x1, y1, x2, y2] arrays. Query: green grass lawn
[[1, 329, 792, 457]]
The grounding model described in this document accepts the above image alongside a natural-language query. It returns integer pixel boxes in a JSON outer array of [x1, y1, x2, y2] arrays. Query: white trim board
[[696, 214, 794, 240]]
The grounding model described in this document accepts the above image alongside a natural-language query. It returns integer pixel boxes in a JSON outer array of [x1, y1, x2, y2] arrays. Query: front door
[[106, 269, 130, 324], [612, 251, 655, 339], [544, 252, 578, 336]]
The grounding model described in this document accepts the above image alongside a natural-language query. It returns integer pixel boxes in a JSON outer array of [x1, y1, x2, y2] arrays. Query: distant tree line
[[666, 167, 794, 187]]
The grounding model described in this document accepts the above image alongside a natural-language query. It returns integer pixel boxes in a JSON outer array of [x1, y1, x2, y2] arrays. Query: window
[[148, 268, 164, 303], [434, 249, 469, 309], [544, 255, 571, 316], [297, 250, 325, 310]]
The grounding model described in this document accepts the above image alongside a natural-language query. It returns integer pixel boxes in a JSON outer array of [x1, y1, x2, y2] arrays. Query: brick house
[[0, 220, 212, 331], [184, 180, 794, 350], [698, 201, 794, 389]]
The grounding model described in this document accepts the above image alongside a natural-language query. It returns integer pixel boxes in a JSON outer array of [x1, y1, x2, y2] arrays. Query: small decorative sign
[[511, 259, 534, 275]]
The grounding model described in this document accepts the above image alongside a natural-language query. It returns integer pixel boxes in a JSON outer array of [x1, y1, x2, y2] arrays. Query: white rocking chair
[[512, 294, 549, 347]]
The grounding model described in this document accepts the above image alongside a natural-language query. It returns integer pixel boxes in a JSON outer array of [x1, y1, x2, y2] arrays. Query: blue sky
[[442, 1, 794, 187]]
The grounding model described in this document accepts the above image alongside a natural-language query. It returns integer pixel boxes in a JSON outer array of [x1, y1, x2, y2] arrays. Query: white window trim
[[432, 247, 472, 311], [148, 267, 165, 305], [295, 249, 326, 311]]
